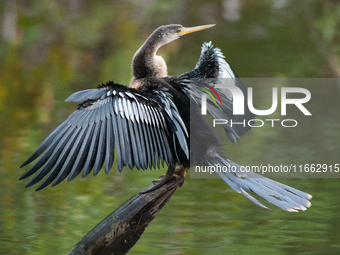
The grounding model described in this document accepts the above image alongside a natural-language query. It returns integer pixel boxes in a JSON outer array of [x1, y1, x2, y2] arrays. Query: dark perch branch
[[67, 175, 185, 255]]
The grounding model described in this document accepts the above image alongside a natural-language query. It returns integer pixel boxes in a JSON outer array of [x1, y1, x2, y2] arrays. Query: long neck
[[132, 36, 167, 79]]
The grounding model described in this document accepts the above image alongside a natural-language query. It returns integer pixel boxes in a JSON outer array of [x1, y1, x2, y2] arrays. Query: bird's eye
[[176, 28, 182, 33]]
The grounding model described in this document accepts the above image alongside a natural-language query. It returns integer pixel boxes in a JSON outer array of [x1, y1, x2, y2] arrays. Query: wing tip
[[20, 162, 27, 168]]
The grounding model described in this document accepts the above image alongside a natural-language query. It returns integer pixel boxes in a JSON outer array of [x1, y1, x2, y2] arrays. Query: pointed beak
[[179, 24, 216, 36]]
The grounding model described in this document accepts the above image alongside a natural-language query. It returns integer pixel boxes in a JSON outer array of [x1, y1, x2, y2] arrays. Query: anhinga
[[20, 24, 312, 211]]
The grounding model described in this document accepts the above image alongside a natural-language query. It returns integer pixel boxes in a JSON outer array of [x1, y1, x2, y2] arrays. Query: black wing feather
[[36, 126, 82, 190], [53, 126, 88, 186], [20, 122, 68, 169], [110, 109, 124, 173], [68, 123, 95, 181], [132, 119, 146, 169], [82, 120, 101, 178], [127, 117, 140, 170], [93, 118, 107, 176], [25, 125, 78, 187], [179, 42, 254, 144], [141, 121, 154, 169], [105, 115, 115, 174], [20, 81, 188, 190], [120, 116, 133, 169]]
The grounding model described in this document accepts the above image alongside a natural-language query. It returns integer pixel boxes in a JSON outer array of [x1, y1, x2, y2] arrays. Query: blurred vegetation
[[0, 0, 340, 254]]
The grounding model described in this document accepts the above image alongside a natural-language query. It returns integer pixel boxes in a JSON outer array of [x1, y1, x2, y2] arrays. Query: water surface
[[1, 1, 340, 254]]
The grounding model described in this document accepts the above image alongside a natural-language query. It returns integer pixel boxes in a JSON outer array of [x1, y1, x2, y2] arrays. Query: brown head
[[131, 24, 215, 82]]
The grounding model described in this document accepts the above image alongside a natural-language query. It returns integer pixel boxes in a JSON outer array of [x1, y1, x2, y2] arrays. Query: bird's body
[[20, 24, 312, 211]]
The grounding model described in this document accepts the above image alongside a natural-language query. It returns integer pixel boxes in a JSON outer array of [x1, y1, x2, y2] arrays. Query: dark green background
[[1, 0, 340, 254]]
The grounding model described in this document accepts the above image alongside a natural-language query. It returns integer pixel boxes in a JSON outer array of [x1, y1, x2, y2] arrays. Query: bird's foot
[[173, 166, 188, 179], [146, 167, 187, 191], [171, 166, 188, 187], [140, 166, 175, 194], [152, 174, 166, 184], [141, 174, 172, 194], [140, 166, 189, 194]]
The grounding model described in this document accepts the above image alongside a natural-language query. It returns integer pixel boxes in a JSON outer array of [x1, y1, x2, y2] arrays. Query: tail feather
[[211, 157, 312, 212]]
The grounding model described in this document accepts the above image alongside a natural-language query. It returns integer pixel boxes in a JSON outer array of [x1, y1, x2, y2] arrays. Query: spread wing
[[20, 81, 188, 191], [179, 42, 254, 144]]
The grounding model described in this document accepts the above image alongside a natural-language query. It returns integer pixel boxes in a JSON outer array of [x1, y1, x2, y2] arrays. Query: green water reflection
[[1, 1, 340, 254]]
